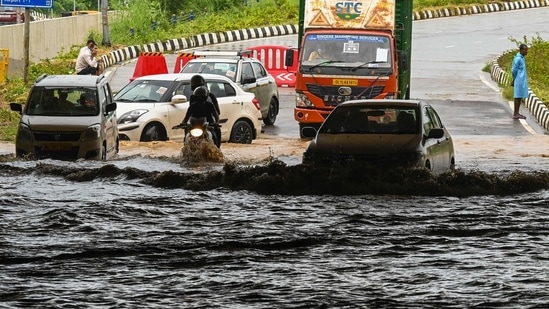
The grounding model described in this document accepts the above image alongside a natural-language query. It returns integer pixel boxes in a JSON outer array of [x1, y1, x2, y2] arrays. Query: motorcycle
[[172, 117, 223, 163]]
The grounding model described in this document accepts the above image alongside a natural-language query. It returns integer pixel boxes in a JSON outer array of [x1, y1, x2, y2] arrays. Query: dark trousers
[[77, 66, 98, 75], [214, 126, 221, 148]]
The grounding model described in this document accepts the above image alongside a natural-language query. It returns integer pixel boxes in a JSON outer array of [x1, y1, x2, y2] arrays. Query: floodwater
[[1, 139, 548, 308]]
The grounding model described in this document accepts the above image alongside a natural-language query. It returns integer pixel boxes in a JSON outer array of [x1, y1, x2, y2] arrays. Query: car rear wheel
[[230, 120, 253, 144], [101, 144, 107, 161], [263, 97, 278, 125], [141, 123, 167, 142]]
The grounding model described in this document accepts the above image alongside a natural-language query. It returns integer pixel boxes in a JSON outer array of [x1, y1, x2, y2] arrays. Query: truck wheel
[[263, 97, 278, 125], [230, 120, 253, 144], [299, 123, 307, 139]]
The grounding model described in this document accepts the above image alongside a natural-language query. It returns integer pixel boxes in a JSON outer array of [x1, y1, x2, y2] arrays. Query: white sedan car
[[114, 73, 263, 144]]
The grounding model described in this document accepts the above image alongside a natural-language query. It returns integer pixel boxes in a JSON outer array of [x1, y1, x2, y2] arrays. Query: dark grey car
[[302, 99, 455, 174]]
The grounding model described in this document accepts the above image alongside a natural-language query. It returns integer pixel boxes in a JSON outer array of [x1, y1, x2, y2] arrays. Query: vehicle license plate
[[42, 143, 72, 151], [333, 79, 358, 86]]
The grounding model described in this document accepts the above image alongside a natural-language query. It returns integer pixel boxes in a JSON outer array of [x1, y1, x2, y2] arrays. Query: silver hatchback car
[[302, 99, 455, 174], [10, 74, 119, 161]]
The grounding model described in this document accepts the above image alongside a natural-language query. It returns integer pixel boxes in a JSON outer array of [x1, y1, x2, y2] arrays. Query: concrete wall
[[0, 14, 101, 78]]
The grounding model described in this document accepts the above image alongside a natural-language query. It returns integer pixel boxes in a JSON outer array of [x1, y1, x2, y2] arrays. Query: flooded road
[[2, 7, 549, 308], [1, 137, 549, 307]]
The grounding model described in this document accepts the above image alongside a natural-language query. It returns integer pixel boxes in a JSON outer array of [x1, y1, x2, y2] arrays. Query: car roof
[[133, 73, 234, 83], [187, 58, 240, 64], [338, 99, 424, 108], [34, 75, 106, 87], [186, 57, 262, 63]]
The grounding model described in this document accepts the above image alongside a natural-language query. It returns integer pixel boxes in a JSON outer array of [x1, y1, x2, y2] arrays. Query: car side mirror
[[105, 102, 117, 114], [285, 49, 295, 67], [242, 76, 257, 84], [427, 128, 444, 139], [10, 103, 22, 114], [171, 94, 188, 104]]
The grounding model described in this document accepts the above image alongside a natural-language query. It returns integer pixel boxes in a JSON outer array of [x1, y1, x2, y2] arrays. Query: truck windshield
[[301, 34, 392, 69]]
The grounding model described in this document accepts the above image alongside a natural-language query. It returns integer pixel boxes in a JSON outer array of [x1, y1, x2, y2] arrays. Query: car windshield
[[320, 106, 418, 134], [114, 80, 175, 103], [301, 34, 392, 68], [181, 61, 238, 81], [25, 87, 99, 116]]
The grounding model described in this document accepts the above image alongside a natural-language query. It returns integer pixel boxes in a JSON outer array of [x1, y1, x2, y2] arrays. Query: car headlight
[[118, 109, 149, 124], [16, 123, 33, 141], [296, 92, 313, 108], [82, 124, 101, 141]]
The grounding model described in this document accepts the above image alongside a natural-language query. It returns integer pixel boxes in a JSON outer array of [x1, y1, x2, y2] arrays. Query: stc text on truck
[[286, 0, 413, 138]]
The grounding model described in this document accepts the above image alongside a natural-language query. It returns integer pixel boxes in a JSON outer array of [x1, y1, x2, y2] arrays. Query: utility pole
[[23, 8, 30, 84], [101, 0, 111, 46]]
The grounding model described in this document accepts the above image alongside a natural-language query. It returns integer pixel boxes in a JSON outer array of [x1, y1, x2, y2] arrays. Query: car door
[[251, 61, 274, 118], [100, 84, 117, 155], [427, 106, 453, 171], [422, 106, 451, 172], [167, 82, 191, 141], [209, 81, 243, 141]]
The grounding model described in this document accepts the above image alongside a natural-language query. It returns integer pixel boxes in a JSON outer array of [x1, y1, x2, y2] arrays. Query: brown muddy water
[[0, 136, 548, 308]]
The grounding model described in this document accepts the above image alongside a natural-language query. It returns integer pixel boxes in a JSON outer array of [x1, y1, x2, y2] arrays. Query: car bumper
[[117, 123, 142, 141], [16, 139, 103, 160]]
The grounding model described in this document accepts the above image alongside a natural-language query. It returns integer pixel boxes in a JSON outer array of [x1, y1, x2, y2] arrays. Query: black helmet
[[193, 86, 209, 99], [190, 74, 206, 90]]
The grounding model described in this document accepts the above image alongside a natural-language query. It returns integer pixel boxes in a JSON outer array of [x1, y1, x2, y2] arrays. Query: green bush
[[497, 34, 549, 104]]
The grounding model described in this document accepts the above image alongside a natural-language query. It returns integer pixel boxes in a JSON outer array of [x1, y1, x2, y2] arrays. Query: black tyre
[[263, 97, 278, 125], [230, 120, 253, 144], [101, 144, 107, 161], [141, 123, 166, 141]]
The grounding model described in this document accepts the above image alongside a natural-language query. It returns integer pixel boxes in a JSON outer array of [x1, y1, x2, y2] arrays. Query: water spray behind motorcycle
[[172, 117, 224, 163]]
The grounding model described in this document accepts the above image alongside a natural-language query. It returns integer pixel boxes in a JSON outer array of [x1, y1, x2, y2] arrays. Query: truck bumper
[[294, 108, 331, 126]]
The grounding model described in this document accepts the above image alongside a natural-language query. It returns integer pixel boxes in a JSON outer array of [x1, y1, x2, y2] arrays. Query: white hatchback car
[[180, 51, 280, 126], [114, 73, 263, 144]]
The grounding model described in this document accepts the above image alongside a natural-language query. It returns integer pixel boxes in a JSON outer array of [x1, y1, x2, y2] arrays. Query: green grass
[[0, 0, 547, 142]]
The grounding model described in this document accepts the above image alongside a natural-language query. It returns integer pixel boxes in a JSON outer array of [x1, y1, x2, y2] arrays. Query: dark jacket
[[190, 93, 220, 116], [182, 99, 218, 125]]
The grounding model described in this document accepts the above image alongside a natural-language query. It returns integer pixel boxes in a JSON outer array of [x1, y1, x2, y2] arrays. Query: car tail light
[[252, 98, 260, 110]]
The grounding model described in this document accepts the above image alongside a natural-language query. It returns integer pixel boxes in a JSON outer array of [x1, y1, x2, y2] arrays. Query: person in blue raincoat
[[511, 44, 529, 120]]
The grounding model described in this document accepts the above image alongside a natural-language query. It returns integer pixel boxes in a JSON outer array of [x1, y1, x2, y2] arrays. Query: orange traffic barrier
[[246, 45, 297, 87], [173, 52, 196, 73], [131, 52, 168, 81]]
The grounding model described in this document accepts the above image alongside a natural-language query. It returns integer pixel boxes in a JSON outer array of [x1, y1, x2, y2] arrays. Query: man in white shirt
[[76, 43, 100, 75], [79, 39, 96, 57]]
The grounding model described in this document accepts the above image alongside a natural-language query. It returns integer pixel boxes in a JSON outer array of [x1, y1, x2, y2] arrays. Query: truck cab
[[288, 0, 413, 138]]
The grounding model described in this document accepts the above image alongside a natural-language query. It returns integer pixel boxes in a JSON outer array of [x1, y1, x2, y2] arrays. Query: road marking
[[479, 72, 500, 92], [479, 72, 537, 135]]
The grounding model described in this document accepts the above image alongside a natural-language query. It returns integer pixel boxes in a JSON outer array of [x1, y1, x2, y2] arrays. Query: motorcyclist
[[180, 86, 220, 146], [190, 74, 221, 147]]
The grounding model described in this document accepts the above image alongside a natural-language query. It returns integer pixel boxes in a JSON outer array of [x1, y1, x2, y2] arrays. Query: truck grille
[[307, 84, 385, 106]]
